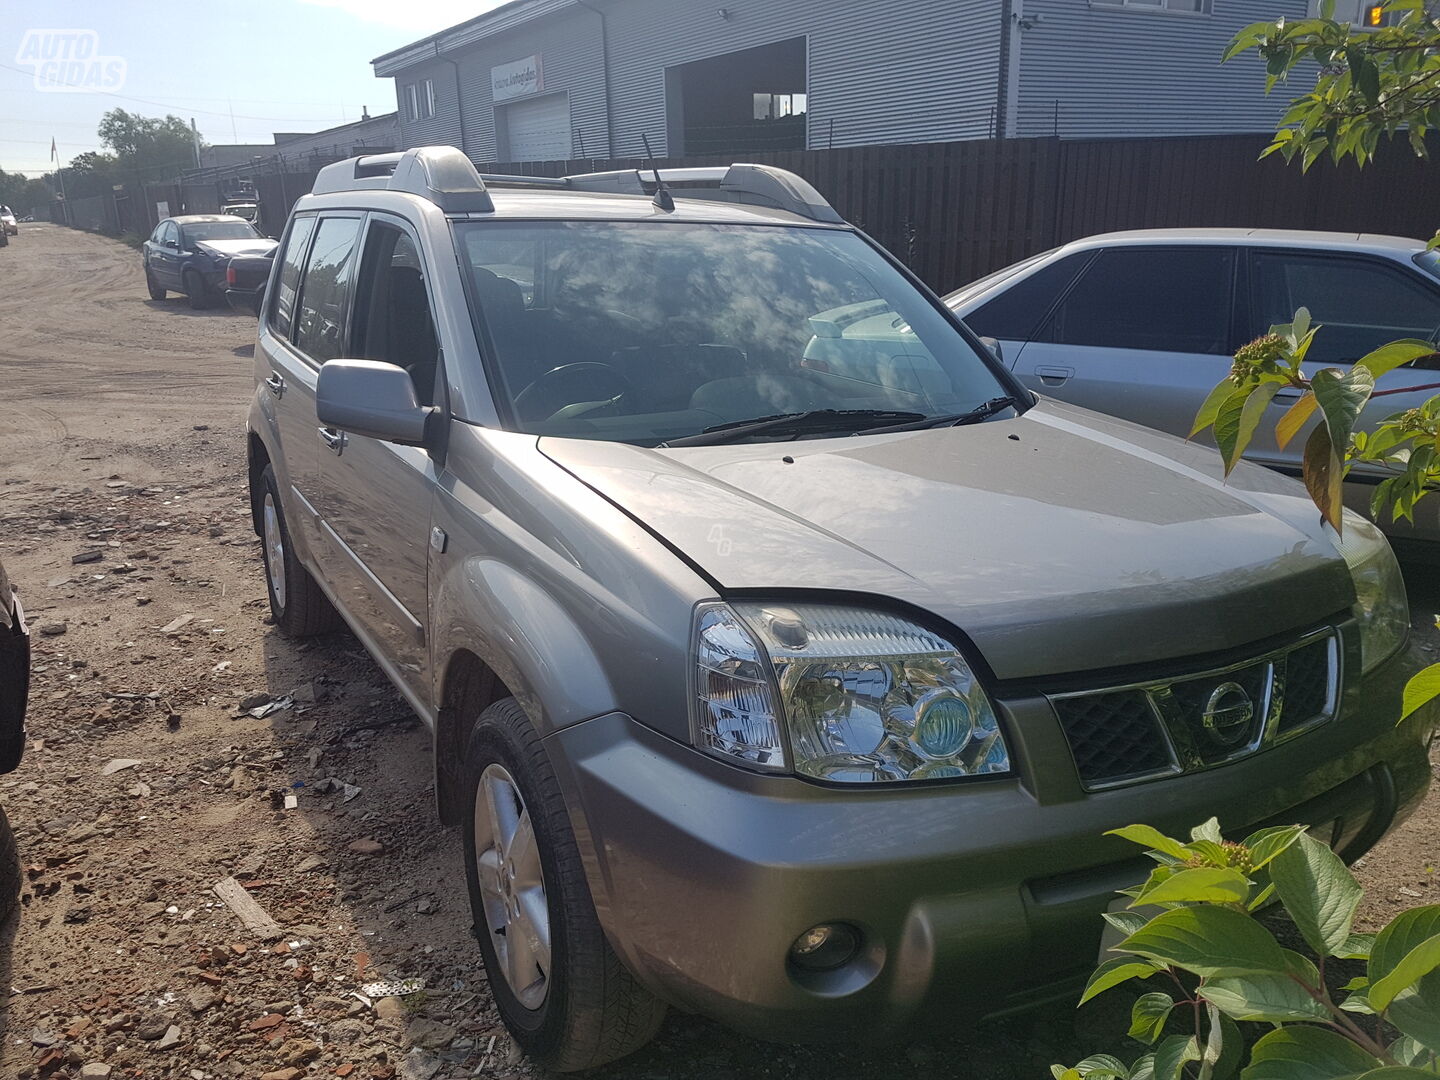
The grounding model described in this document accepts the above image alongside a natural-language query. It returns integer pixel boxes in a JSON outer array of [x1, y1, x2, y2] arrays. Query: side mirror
[[316, 359, 437, 446], [979, 336, 1004, 364]]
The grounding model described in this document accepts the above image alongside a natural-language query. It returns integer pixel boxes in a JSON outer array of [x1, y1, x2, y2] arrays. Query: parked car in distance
[[0, 206, 18, 236], [143, 214, 278, 310], [0, 556, 30, 920], [946, 229, 1440, 540], [225, 252, 273, 317], [222, 201, 260, 227], [249, 149, 1436, 1071]]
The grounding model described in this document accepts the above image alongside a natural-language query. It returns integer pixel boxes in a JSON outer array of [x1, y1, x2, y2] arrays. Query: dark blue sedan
[[143, 215, 278, 310]]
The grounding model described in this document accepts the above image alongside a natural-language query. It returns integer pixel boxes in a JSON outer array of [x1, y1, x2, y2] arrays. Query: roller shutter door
[[503, 93, 572, 162]]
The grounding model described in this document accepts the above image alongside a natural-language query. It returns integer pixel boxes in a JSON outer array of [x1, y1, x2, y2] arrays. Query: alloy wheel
[[473, 762, 551, 1009], [262, 492, 286, 609]]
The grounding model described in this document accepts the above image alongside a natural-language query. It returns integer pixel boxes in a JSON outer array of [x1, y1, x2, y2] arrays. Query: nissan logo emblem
[[1202, 681, 1255, 747]]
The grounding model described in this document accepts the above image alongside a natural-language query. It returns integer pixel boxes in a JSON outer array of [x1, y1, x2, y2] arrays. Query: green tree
[[96, 108, 203, 183]]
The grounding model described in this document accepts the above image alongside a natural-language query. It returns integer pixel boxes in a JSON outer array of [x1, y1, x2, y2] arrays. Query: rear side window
[[293, 217, 362, 363], [1043, 246, 1236, 355], [962, 251, 1094, 342], [1250, 252, 1440, 365], [270, 215, 317, 340]]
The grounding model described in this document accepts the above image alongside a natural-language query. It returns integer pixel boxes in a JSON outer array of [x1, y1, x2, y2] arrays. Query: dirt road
[[0, 224, 1436, 1080]]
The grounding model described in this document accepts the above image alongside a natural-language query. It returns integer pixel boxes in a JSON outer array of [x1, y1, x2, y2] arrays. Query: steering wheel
[[513, 362, 634, 422]]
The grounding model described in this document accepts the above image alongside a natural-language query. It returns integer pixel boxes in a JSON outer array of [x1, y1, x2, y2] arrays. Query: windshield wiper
[[857, 396, 1018, 435], [658, 409, 927, 448]]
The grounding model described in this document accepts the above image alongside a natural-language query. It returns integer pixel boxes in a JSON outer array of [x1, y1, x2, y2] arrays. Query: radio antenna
[[641, 134, 674, 212]]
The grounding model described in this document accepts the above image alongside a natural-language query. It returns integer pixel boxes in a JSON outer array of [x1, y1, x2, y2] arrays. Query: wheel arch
[[436, 648, 514, 826], [247, 430, 271, 536]]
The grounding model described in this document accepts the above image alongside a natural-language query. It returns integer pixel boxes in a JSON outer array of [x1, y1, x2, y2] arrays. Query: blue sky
[[0, 0, 507, 175]]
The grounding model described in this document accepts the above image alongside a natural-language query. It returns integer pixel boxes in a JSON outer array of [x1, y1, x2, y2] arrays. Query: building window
[[1312, 1, 1396, 26], [1092, 0, 1211, 12], [753, 93, 807, 121], [404, 79, 434, 122]]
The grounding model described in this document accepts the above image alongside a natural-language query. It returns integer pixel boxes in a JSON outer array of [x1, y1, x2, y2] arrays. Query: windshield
[[184, 220, 259, 242], [455, 221, 1010, 445]]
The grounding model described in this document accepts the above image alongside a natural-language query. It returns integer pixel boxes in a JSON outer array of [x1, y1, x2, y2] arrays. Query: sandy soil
[[0, 223, 1435, 1080]]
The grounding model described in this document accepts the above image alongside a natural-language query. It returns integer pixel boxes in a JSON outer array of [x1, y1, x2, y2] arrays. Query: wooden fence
[[57, 133, 1440, 294]]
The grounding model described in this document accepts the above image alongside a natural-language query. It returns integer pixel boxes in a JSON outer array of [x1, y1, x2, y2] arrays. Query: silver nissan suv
[[246, 147, 1437, 1071]]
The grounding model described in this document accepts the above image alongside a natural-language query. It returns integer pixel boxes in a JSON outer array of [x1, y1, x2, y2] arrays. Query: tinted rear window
[[1043, 246, 1236, 355]]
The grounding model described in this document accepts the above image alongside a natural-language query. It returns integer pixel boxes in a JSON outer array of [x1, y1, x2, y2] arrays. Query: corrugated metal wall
[[452, 7, 609, 161], [383, 0, 1006, 159], [1013, 0, 1309, 138]]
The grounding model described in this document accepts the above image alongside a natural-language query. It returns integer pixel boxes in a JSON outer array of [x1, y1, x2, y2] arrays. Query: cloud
[[298, 0, 512, 35]]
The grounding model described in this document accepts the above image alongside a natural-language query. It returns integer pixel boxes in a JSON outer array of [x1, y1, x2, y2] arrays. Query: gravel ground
[[0, 222, 1436, 1080]]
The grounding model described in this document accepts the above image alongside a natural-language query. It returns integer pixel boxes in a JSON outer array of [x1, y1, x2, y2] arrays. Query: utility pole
[[190, 117, 201, 169]]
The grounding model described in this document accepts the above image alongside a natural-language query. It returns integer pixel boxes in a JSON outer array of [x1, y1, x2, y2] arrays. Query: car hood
[[540, 400, 1356, 681], [197, 238, 276, 258]]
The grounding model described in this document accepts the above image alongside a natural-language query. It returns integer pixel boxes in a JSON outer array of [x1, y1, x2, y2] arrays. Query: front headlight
[[691, 601, 1010, 783], [1337, 510, 1409, 674]]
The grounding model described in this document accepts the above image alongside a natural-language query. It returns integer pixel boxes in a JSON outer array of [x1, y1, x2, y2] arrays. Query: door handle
[[1035, 365, 1074, 385], [318, 426, 346, 454], [264, 372, 285, 397]]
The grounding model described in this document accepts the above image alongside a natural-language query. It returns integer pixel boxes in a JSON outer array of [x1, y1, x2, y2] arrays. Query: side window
[[150, 222, 166, 243], [294, 216, 363, 363], [1251, 252, 1440, 366], [351, 221, 441, 406], [1043, 246, 1236, 355], [963, 251, 1095, 342], [270, 215, 317, 341], [162, 221, 178, 246]]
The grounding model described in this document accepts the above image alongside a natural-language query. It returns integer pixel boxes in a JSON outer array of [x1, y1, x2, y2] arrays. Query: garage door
[[503, 93, 572, 162]]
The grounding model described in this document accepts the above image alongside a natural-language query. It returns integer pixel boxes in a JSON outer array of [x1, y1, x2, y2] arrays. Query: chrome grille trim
[[1049, 629, 1340, 792]]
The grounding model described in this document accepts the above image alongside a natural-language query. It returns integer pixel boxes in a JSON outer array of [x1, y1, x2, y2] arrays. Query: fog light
[[788, 923, 861, 971]]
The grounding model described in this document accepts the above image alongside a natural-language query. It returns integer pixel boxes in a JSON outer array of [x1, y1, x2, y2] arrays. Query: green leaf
[[1074, 1054, 1132, 1078], [1104, 909, 1152, 938], [1276, 392, 1319, 451], [1080, 955, 1162, 1005], [1153, 1035, 1200, 1080], [1192, 818, 1224, 844], [1215, 385, 1265, 475], [1352, 1070, 1440, 1079], [1311, 366, 1376, 454], [1245, 824, 1309, 870], [1371, 906, 1440, 1046], [1241, 1026, 1383, 1080], [1188, 839, 1232, 866], [1134, 867, 1252, 907], [1303, 421, 1346, 533], [1401, 664, 1440, 720], [1387, 1035, 1437, 1069], [1370, 932, 1440, 1011], [1270, 831, 1363, 957], [1193, 379, 1242, 438], [1338, 932, 1376, 960], [1355, 339, 1440, 379], [1107, 825, 1192, 862], [1119, 906, 1288, 978], [1202, 972, 1332, 1022], [1129, 992, 1175, 1046]]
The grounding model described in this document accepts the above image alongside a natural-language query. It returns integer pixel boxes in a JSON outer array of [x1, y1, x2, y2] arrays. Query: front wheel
[[461, 699, 664, 1072], [145, 267, 166, 301], [184, 269, 211, 310]]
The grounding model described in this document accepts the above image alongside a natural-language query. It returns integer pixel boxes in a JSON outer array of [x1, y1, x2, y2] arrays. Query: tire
[[255, 464, 340, 636], [145, 268, 166, 301], [0, 615, 28, 775], [184, 269, 211, 310], [0, 806, 18, 925], [461, 699, 665, 1072]]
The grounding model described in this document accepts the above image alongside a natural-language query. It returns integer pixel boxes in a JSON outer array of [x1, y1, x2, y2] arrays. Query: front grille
[[1050, 631, 1339, 791]]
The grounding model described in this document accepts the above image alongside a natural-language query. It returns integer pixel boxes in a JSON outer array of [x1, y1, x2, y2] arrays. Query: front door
[[1008, 245, 1242, 443], [317, 215, 440, 705]]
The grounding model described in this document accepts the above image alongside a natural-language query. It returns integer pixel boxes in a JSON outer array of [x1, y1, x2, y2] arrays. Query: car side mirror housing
[[979, 336, 1004, 364], [316, 359, 437, 446]]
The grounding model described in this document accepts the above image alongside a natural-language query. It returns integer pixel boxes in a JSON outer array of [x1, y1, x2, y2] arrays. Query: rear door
[[153, 221, 181, 287], [316, 215, 440, 704], [256, 213, 327, 556], [1009, 245, 1241, 441], [1243, 248, 1440, 474]]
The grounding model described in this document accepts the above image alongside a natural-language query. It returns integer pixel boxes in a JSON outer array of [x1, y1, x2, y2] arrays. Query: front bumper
[[546, 634, 1437, 1042]]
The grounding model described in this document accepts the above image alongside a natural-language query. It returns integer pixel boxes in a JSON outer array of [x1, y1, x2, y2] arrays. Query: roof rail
[[311, 146, 495, 213], [559, 163, 844, 224]]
